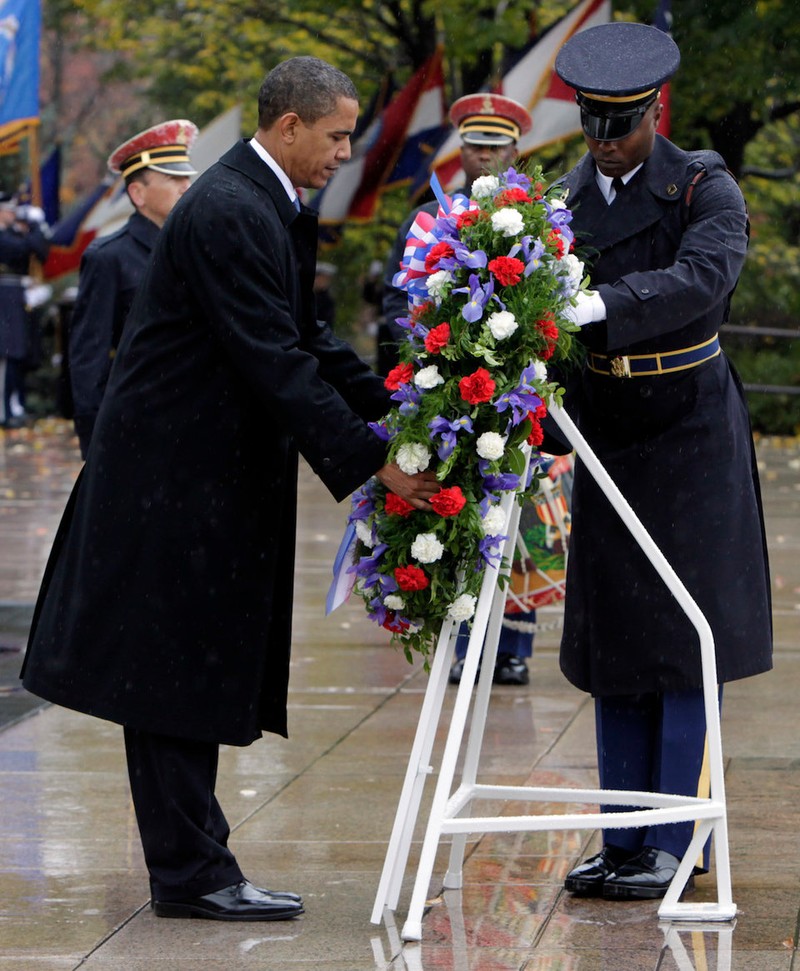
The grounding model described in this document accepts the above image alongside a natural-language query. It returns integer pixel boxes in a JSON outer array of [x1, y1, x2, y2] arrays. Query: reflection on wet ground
[[1, 420, 798, 970]]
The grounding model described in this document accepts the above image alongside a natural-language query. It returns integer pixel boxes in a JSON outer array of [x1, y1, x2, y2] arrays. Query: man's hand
[[376, 462, 439, 511], [563, 289, 606, 327]]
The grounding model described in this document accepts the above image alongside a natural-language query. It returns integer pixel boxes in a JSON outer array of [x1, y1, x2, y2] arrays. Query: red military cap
[[108, 119, 199, 180], [449, 93, 532, 146]]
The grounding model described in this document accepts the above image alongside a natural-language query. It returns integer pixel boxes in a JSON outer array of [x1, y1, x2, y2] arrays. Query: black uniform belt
[[588, 335, 721, 378]]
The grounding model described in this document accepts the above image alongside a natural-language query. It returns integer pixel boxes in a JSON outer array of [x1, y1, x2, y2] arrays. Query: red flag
[[430, 0, 612, 190]]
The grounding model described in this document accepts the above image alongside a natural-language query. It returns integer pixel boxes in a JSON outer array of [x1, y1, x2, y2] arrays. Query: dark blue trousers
[[595, 688, 722, 870]]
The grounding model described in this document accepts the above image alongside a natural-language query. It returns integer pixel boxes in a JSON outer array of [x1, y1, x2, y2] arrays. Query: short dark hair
[[257, 56, 358, 129]]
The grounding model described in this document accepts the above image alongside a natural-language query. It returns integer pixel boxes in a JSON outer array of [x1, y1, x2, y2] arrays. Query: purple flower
[[428, 414, 475, 460], [454, 273, 500, 323], [478, 535, 505, 567], [368, 421, 391, 441], [439, 239, 488, 273], [518, 236, 546, 277], [501, 167, 532, 192]]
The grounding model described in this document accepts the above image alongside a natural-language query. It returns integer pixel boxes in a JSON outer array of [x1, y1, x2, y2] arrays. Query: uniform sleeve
[[173, 186, 388, 502], [68, 246, 120, 454], [598, 167, 749, 349]]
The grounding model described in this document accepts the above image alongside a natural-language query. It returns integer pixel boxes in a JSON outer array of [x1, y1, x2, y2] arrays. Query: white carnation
[[447, 593, 477, 622], [531, 359, 548, 382], [426, 269, 452, 299], [558, 252, 585, 297], [487, 310, 518, 341], [396, 442, 431, 475], [410, 532, 444, 564], [415, 364, 445, 390], [384, 594, 405, 611], [549, 198, 567, 211], [354, 519, 374, 548], [491, 208, 524, 238], [482, 505, 507, 536], [471, 175, 500, 199], [476, 431, 506, 461]]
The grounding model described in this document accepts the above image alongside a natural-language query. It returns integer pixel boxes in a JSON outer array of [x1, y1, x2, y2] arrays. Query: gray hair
[[258, 57, 358, 129]]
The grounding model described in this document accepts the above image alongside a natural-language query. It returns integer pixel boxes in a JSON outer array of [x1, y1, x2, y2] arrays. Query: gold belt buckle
[[610, 355, 632, 378]]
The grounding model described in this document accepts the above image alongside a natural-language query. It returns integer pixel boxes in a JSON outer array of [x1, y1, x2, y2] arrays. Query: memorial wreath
[[344, 164, 588, 661]]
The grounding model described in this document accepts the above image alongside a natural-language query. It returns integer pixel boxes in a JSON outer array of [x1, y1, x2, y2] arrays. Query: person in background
[[68, 119, 198, 457], [0, 192, 50, 428], [552, 22, 772, 901], [383, 92, 538, 687], [22, 56, 438, 923], [313, 260, 337, 328]]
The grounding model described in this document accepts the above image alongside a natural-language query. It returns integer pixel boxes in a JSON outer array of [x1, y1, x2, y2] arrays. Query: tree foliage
[[45, 0, 800, 429]]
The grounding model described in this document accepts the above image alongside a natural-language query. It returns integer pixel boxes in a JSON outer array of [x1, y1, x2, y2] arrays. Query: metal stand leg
[[373, 403, 736, 941]]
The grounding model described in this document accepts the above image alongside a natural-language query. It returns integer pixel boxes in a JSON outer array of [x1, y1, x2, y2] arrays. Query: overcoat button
[[640, 287, 650, 294]]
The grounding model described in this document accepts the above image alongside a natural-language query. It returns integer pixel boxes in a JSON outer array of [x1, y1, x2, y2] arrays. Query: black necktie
[[612, 177, 626, 200]]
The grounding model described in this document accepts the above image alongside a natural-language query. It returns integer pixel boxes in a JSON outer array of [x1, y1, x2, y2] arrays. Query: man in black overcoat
[[22, 57, 438, 922], [550, 24, 773, 900], [69, 119, 198, 457]]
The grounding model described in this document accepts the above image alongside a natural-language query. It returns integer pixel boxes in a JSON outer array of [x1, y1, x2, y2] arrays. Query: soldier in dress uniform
[[381, 93, 537, 687], [550, 22, 772, 900], [68, 119, 198, 456], [0, 191, 50, 428]]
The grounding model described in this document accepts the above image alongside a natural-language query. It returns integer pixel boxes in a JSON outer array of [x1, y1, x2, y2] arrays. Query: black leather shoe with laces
[[493, 654, 529, 685], [564, 844, 632, 896], [602, 846, 692, 900]]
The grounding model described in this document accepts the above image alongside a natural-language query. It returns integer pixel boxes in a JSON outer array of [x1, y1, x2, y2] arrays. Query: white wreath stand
[[371, 402, 736, 942]]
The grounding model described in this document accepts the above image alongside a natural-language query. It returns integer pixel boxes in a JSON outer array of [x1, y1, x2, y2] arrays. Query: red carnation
[[395, 564, 429, 592], [424, 322, 451, 354], [527, 414, 545, 447], [430, 485, 467, 518], [385, 493, 415, 517], [495, 187, 532, 207], [532, 181, 544, 200], [459, 367, 496, 405], [383, 612, 410, 633], [536, 312, 559, 360], [488, 256, 525, 287], [424, 241, 455, 273], [384, 361, 414, 390], [548, 229, 567, 259], [456, 209, 482, 230]]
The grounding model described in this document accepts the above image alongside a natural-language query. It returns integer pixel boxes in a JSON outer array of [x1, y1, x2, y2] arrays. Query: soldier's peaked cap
[[555, 23, 679, 140], [108, 119, 199, 180], [449, 93, 532, 146]]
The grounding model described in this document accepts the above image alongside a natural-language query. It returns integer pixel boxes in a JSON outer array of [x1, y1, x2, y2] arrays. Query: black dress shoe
[[493, 654, 529, 685], [564, 844, 632, 896], [449, 658, 481, 684], [603, 846, 693, 900], [152, 879, 304, 920]]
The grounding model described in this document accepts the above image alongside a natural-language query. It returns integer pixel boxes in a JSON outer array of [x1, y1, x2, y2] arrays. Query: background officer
[[552, 22, 772, 901], [68, 119, 198, 456], [0, 191, 50, 428]]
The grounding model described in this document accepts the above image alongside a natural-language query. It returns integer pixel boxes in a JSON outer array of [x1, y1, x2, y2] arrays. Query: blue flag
[[0, 0, 41, 134]]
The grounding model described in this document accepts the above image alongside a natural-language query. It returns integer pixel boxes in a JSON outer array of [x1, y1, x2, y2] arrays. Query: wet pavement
[[1, 419, 799, 970]]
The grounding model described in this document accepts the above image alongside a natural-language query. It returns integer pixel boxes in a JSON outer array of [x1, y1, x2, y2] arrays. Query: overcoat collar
[[219, 138, 307, 229], [562, 135, 689, 252]]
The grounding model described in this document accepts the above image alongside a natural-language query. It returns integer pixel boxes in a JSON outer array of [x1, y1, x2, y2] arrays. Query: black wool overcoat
[[22, 141, 390, 744], [557, 136, 773, 696]]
